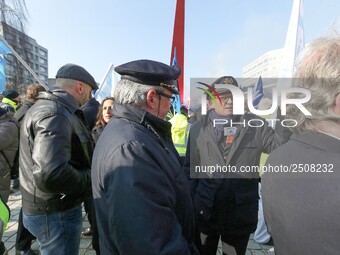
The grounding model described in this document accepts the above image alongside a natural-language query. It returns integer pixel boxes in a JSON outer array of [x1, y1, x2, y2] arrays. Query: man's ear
[[75, 82, 83, 94], [145, 89, 158, 109], [207, 100, 214, 110]]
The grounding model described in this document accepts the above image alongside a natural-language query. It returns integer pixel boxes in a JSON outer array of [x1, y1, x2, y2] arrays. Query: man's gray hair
[[287, 35, 340, 133], [114, 79, 166, 106]]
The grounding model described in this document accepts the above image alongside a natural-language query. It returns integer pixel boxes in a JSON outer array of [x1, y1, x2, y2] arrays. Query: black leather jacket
[[20, 89, 94, 214]]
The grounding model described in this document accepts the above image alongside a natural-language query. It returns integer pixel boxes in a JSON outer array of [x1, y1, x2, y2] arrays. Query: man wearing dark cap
[[184, 76, 291, 255], [91, 59, 197, 254], [0, 89, 20, 112], [19, 64, 97, 254]]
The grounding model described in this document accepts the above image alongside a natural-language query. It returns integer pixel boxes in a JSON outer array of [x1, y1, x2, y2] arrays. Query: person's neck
[[313, 121, 340, 139]]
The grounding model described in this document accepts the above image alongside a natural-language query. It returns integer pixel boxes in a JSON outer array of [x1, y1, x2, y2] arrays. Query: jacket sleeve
[[261, 108, 292, 154], [31, 114, 91, 195], [0, 122, 17, 151], [104, 141, 192, 255], [183, 133, 198, 196]]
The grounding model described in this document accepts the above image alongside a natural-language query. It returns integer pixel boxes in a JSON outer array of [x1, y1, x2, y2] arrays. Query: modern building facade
[[0, 21, 48, 86], [242, 48, 283, 79]]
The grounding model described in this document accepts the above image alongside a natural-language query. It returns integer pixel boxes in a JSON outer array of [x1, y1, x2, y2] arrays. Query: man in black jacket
[[19, 64, 98, 255], [92, 59, 197, 254]]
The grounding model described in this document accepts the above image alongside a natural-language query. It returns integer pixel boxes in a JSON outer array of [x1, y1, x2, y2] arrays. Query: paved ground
[[3, 190, 275, 255]]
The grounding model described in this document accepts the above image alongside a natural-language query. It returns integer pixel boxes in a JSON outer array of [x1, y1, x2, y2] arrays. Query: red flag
[[170, 0, 185, 104]]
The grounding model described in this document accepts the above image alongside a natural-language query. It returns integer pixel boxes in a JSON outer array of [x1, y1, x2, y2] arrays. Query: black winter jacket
[[19, 89, 94, 214], [92, 104, 197, 254]]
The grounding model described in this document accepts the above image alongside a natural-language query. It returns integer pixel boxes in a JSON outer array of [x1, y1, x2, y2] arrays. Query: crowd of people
[[0, 34, 339, 255]]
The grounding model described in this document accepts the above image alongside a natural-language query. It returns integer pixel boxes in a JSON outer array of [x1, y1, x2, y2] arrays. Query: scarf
[[208, 110, 233, 142]]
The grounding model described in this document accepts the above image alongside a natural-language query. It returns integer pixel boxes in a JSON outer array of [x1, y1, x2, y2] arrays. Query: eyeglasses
[[157, 91, 176, 103], [219, 95, 233, 102]]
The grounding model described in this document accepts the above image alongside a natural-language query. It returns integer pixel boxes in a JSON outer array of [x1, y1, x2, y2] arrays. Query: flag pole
[[0, 34, 48, 90], [170, 0, 185, 104]]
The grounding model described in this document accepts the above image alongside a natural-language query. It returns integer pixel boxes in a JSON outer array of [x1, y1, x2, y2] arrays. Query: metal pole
[[0, 34, 49, 90]]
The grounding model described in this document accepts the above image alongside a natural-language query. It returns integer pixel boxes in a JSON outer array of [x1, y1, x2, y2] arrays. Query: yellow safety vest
[[2, 97, 18, 111], [0, 196, 10, 239], [169, 113, 190, 157]]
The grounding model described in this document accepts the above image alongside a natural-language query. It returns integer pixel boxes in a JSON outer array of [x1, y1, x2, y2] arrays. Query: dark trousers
[[84, 198, 100, 255], [198, 230, 250, 255], [84, 198, 93, 226], [0, 241, 6, 254], [15, 208, 36, 251], [92, 205, 100, 255]]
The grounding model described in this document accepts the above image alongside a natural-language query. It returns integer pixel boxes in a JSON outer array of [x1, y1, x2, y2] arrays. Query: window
[[39, 58, 47, 65], [5, 34, 14, 41], [25, 43, 33, 51], [39, 66, 47, 73], [39, 49, 47, 57]]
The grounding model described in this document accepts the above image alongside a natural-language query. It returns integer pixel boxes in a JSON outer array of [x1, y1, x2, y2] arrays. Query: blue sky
[[25, 0, 339, 99]]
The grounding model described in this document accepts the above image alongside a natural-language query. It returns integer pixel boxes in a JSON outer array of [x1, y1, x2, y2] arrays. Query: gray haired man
[[263, 35, 340, 254], [92, 59, 197, 254]]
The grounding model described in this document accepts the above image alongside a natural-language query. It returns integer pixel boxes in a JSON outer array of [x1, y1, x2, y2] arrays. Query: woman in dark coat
[[90, 96, 114, 254]]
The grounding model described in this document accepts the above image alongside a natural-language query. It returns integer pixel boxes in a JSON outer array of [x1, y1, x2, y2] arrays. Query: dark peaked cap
[[2, 89, 19, 99], [56, 64, 98, 90], [114, 59, 181, 94], [211, 76, 238, 94]]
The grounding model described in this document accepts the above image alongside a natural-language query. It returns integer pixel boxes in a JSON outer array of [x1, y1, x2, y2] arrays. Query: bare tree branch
[[0, 0, 28, 31]]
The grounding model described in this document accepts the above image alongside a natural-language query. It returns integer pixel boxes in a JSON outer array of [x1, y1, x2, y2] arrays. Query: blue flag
[[0, 40, 11, 55], [0, 40, 12, 92], [0, 56, 8, 92], [252, 76, 264, 108], [0, 56, 6, 75], [171, 47, 182, 114]]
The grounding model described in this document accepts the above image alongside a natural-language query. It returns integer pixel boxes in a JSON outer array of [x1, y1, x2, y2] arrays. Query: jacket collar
[[112, 104, 172, 139], [291, 130, 340, 154], [38, 88, 80, 113]]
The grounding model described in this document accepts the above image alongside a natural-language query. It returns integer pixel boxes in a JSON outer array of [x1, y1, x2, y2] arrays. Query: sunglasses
[[157, 91, 176, 103]]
